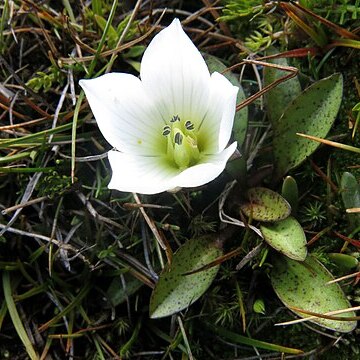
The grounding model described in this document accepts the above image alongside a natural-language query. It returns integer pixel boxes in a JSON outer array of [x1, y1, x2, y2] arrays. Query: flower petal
[[173, 142, 237, 188], [140, 18, 210, 123], [80, 74, 166, 156], [108, 143, 236, 195], [108, 150, 180, 195], [197, 72, 239, 153]]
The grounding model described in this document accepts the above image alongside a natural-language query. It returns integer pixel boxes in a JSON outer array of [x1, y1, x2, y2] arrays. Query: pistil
[[163, 115, 200, 169]]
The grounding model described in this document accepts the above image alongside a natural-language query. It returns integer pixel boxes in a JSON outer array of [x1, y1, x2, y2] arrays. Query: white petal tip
[[79, 78, 88, 88], [172, 18, 183, 30], [167, 186, 182, 193], [79, 78, 96, 94]]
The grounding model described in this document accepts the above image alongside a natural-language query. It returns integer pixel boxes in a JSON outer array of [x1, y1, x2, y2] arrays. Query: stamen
[[174, 132, 183, 145], [185, 120, 194, 130], [162, 115, 199, 169], [162, 125, 171, 136], [170, 115, 180, 123]]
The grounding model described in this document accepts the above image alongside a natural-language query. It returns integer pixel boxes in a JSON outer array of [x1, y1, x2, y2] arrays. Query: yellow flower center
[[163, 115, 200, 169]]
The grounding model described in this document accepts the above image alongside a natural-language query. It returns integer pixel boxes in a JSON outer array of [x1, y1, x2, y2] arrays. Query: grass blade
[[3, 271, 38, 360], [204, 322, 303, 355]]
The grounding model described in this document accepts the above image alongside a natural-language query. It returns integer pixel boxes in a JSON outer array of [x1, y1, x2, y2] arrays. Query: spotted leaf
[[240, 187, 291, 222], [260, 216, 307, 261], [149, 235, 223, 318], [273, 73, 343, 179], [271, 255, 357, 333]]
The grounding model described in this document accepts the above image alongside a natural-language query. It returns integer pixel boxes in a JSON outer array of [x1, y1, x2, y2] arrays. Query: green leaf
[[94, 14, 118, 48], [260, 216, 307, 261], [91, 0, 103, 16], [116, 16, 139, 42], [253, 298, 266, 314], [123, 45, 145, 59], [281, 176, 299, 214], [264, 48, 302, 125], [149, 235, 223, 318], [106, 275, 143, 307], [271, 255, 357, 333], [328, 253, 359, 270], [124, 59, 141, 73], [340, 171, 360, 230], [273, 73, 343, 179], [204, 54, 248, 148], [240, 187, 291, 222]]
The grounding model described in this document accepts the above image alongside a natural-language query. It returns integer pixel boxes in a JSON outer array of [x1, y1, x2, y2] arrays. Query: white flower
[[79, 19, 238, 195]]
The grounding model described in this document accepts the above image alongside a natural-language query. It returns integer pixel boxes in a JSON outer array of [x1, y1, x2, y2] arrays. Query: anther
[[170, 115, 180, 123], [185, 120, 194, 130], [162, 125, 171, 136], [174, 132, 183, 145]]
